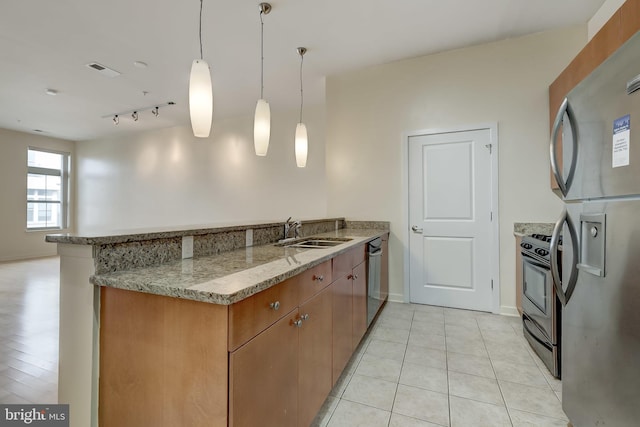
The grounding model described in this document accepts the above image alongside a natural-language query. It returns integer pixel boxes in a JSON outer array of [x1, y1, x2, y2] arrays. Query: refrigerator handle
[[549, 97, 578, 197], [550, 209, 579, 306]]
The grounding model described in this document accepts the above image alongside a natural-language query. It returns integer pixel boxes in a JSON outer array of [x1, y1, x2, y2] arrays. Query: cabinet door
[[298, 287, 332, 427], [331, 275, 353, 385], [515, 235, 523, 316], [352, 261, 367, 348], [229, 310, 299, 427]]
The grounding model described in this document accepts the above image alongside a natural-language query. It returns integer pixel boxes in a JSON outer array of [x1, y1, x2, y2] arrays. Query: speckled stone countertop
[[90, 229, 388, 305], [513, 222, 555, 236], [45, 218, 347, 245]]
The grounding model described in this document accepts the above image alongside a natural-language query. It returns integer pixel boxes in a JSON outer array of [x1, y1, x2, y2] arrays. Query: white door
[[408, 128, 494, 312]]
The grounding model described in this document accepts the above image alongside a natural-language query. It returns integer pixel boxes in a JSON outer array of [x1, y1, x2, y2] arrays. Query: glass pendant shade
[[295, 123, 308, 168], [254, 98, 271, 156], [189, 59, 213, 138]]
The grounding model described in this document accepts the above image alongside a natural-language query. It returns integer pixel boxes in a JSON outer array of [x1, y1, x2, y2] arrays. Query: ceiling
[[0, 0, 606, 141]]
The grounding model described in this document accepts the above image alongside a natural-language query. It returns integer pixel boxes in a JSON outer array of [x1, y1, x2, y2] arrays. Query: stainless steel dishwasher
[[367, 237, 383, 326]]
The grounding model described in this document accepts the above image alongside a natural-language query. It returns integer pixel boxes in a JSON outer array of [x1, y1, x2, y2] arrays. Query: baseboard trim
[[0, 252, 58, 263], [388, 292, 405, 303], [500, 306, 520, 317]]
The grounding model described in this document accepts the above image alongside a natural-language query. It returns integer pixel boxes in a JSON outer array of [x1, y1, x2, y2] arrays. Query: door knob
[[411, 226, 423, 233]]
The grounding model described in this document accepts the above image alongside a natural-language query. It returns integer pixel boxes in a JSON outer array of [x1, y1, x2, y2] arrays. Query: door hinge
[[485, 143, 492, 154], [491, 279, 494, 290]]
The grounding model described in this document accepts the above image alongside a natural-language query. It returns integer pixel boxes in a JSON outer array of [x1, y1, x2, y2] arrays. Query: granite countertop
[[45, 218, 346, 245], [90, 228, 387, 305], [513, 222, 555, 237]]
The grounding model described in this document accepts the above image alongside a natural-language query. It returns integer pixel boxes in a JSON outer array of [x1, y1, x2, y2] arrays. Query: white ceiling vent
[[85, 62, 121, 77]]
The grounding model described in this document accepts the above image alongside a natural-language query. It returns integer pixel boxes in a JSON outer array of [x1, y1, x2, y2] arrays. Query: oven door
[[521, 254, 554, 341]]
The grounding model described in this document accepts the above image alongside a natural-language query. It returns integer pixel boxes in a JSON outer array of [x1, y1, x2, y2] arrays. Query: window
[[27, 148, 70, 230]]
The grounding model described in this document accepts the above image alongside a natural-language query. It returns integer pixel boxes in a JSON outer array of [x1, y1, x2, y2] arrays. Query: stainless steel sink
[[277, 237, 352, 249]]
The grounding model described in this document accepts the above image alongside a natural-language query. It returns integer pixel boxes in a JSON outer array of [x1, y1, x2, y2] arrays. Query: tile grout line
[[478, 318, 515, 427]]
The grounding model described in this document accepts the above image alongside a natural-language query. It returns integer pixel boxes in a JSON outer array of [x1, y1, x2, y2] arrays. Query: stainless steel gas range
[[520, 233, 562, 378]]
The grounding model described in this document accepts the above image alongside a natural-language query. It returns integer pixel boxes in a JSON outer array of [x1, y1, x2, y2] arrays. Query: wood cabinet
[[99, 288, 229, 427], [229, 260, 334, 427], [228, 276, 300, 351], [550, 0, 640, 191], [515, 235, 523, 316], [99, 241, 382, 427], [331, 275, 353, 385], [229, 310, 300, 427], [352, 261, 367, 348], [298, 287, 333, 427], [330, 245, 366, 385]]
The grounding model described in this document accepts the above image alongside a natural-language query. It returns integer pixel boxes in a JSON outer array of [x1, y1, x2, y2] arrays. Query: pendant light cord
[[198, 0, 204, 60], [299, 54, 304, 123], [260, 11, 265, 99]]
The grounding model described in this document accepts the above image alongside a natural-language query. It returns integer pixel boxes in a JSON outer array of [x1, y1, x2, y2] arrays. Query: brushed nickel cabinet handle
[[292, 319, 303, 328], [270, 301, 280, 311], [313, 274, 324, 282]]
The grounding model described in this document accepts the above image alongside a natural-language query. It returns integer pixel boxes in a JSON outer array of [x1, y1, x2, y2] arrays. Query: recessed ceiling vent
[[85, 62, 121, 77]]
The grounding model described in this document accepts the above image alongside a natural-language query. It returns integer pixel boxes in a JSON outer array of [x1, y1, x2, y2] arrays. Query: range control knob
[[521, 243, 532, 250], [535, 248, 549, 256]]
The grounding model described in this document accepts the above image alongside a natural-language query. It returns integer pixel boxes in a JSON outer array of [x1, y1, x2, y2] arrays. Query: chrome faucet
[[283, 217, 302, 241]]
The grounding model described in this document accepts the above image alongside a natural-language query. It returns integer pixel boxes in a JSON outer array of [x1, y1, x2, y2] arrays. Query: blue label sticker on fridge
[[612, 114, 630, 168]]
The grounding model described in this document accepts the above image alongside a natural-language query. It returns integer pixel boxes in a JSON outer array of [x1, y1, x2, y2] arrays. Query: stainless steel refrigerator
[[549, 31, 640, 426]]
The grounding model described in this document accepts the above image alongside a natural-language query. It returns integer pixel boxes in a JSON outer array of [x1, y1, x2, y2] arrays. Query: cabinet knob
[[353, 274, 358, 280], [301, 313, 309, 321], [313, 274, 324, 282], [269, 301, 280, 311], [292, 319, 303, 328]]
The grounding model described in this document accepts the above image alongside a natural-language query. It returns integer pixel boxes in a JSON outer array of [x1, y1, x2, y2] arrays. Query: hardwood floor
[[0, 257, 59, 404]]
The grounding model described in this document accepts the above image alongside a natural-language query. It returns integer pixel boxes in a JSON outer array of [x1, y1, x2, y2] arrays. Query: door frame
[[402, 123, 500, 313]]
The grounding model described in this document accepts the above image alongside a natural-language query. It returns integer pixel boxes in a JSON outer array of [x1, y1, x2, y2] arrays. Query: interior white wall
[[0, 128, 75, 261], [75, 106, 326, 232], [326, 25, 586, 313], [588, 0, 626, 40]]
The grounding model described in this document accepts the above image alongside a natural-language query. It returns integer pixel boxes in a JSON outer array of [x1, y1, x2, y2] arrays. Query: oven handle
[[550, 208, 579, 306], [549, 97, 578, 197]]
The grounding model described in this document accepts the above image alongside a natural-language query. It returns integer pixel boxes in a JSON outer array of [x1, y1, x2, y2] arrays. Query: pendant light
[[295, 47, 308, 168], [254, 3, 272, 156], [189, 0, 213, 138]]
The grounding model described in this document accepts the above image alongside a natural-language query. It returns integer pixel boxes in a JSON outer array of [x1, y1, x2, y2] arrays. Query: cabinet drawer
[[228, 279, 299, 351], [332, 245, 366, 279], [298, 260, 332, 303]]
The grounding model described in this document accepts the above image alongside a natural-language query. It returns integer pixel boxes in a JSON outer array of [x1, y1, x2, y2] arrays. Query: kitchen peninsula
[[46, 218, 389, 427]]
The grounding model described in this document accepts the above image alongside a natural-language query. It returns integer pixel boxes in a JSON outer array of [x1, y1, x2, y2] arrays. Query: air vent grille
[[85, 62, 121, 78]]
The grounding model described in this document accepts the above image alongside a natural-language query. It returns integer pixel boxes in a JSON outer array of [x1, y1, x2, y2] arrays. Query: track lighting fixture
[[104, 101, 175, 124], [189, 0, 213, 138], [254, 2, 272, 156], [295, 47, 308, 168]]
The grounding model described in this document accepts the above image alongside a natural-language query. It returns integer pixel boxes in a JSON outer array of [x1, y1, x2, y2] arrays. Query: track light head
[[152, 106, 159, 117], [113, 115, 119, 125], [132, 111, 139, 121]]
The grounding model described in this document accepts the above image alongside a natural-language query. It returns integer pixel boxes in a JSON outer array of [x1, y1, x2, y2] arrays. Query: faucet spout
[[283, 217, 302, 241]]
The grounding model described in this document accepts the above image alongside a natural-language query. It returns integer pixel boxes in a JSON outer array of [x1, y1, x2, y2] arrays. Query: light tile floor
[[0, 258, 567, 427], [313, 302, 567, 427]]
